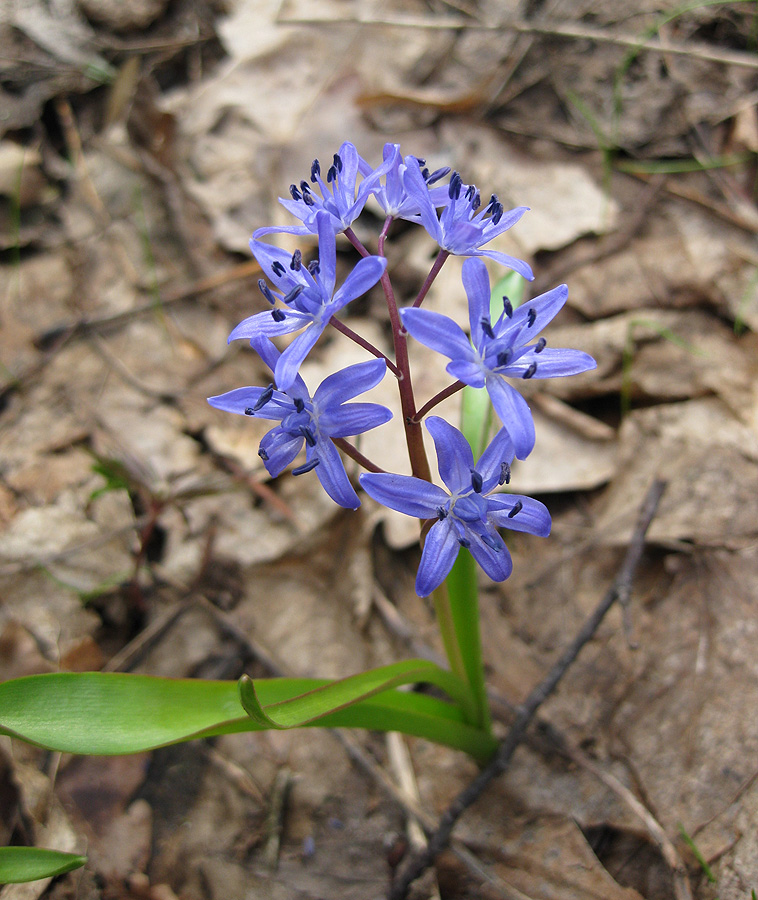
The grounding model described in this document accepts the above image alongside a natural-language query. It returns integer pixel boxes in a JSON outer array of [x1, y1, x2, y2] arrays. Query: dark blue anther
[[527, 308, 536, 327], [326, 165, 337, 183], [332, 153, 343, 172], [293, 458, 319, 476], [465, 184, 476, 201], [289, 184, 301, 201], [300, 180, 311, 194], [470, 469, 483, 493], [290, 249, 302, 271], [486, 193, 498, 210], [457, 536, 471, 548], [503, 297, 513, 318], [258, 279, 277, 305], [253, 383, 274, 411], [298, 425, 317, 447], [507, 501, 523, 519], [310, 160, 320, 181], [303, 193, 315, 206], [412, 156, 426, 167], [271, 308, 286, 322], [472, 191, 481, 211], [498, 461, 511, 485], [272, 260, 286, 277], [480, 317, 495, 339], [244, 407, 254, 416], [448, 172, 462, 200], [522, 362, 537, 379], [535, 337, 546, 353], [308, 260, 320, 275], [258, 447, 269, 460], [482, 533, 502, 551], [436, 506, 448, 520], [294, 397, 305, 413], [421, 167, 430, 180], [496, 349, 511, 367], [492, 203, 503, 225], [282, 284, 304, 304], [426, 166, 450, 185]]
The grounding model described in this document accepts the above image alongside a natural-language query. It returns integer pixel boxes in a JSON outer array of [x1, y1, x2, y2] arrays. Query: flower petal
[[476, 427, 515, 489], [461, 257, 491, 345], [484, 374, 536, 460], [473, 249, 534, 281], [446, 359, 485, 387], [359, 473, 448, 518], [274, 324, 325, 390], [312, 438, 360, 509], [228, 310, 309, 343], [207, 387, 289, 422], [319, 403, 392, 437], [260, 428, 302, 476], [503, 347, 597, 379], [314, 358, 387, 408], [425, 416, 474, 493], [487, 494, 551, 536], [510, 284, 568, 336], [400, 308, 473, 362], [468, 530, 513, 582], [331, 255, 387, 312], [416, 518, 460, 596]]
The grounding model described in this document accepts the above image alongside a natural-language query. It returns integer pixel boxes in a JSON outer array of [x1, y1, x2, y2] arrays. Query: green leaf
[[0, 847, 86, 884], [0, 672, 497, 761], [238, 659, 470, 728]]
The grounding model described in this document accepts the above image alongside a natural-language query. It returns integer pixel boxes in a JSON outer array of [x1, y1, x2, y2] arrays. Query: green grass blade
[[0, 672, 496, 760], [0, 847, 87, 884]]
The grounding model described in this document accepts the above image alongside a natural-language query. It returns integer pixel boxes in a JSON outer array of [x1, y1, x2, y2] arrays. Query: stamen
[[332, 153, 343, 173], [522, 362, 537, 379], [507, 501, 523, 519], [492, 203, 503, 225], [481, 533, 502, 551], [480, 317, 495, 339], [412, 156, 426, 167], [471, 191, 481, 211], [421, 167, 430, 179], [293, 458, 319, 476], [258, 279, 276, 305], [298, 424, 317, 447], [289, 184, 301, 201], [457, 536, 471, 548], [425, 166, 450, 185], [326, 165, 337, 183], [282, 284, 304, 304], [308, 260, 320, 275], [290, 249, 302, 271], [272, 260, 286, 277], [253, 384, 274, 411], [303, 193, 315, 207], [498, 462, 511, 485], [470, 469, 483, 493], [436, 506, 448, 520], [486, 193, 498, 211], [300, 180, 311, 194], [271, 308, 286, 322], [527, 308, 536, 327], [465, 184, 475, 201], [258, 447, 269, 460], [535, 337, 546, 353], [503, 297, 513, 318], [310, 160, 320, 181], [293, 397, 305, 413], [244, 407, 254, 416], [448, 172, 462, 200], [496, 349, 511, 367]]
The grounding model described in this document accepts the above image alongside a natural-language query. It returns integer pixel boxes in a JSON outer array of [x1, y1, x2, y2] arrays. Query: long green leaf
[[0, 847, 87, 884], [0, 672, 497, 761], [238, 659, 469, 728]]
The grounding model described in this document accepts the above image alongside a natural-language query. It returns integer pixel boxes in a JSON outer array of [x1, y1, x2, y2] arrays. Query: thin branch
[[412, 381, 465, 422], [329, 317, 401, 376], [413, 249, 449, 308], [389, 478, 667, 900], [333, 437, 386, 474]]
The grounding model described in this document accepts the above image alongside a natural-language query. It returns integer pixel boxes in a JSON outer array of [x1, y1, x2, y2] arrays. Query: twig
[[389, 478, 667, 899]]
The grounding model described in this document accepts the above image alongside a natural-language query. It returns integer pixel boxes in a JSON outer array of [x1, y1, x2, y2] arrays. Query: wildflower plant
[[0, 141, 596, 883]]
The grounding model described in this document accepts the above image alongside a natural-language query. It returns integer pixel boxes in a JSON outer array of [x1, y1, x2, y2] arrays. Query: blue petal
[[314, 358, 388, 408], [331, 255, 387, 312], [274, 324, 325, 390], [468, 530, 513, 582], [425, 417, 474, 493], [319, 403, 392, 437], [359, 473, 448, 518], [509, 284, 568, 336], [400, 308, 473, 362], [228, 309, 309, 342], [476, 427, 515, 490], [487, 495, 551, 536], [416, 519, 460, 596], [473, 249, 534, 281], [503, 347, 597, 379], [446, 359, 485, 387], [402, 161, 442, 241], [461, 257, 491, 346], [249, 240, 307, 293], [484, 374, 535, 460], [207, 387, 289, 422], [253, 222, 312, 238], [260, 428, 303, 476], [312, 438, 360, 509], [315, 211, 337, 295]]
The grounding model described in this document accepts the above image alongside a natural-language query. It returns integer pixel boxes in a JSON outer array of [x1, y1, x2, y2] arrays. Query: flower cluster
[[209, 141, 596, 596]]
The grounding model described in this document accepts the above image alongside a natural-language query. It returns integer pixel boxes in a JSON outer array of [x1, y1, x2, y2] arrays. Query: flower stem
[[329, 317, 401, 377], [413, 249, 449, 308], [412, 380, 466, 423], [430, 582, 472, 715], [332, 438, 385, 474]]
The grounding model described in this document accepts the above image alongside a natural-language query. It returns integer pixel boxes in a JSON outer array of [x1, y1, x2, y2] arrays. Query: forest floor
[[1, 1, 758, 899]]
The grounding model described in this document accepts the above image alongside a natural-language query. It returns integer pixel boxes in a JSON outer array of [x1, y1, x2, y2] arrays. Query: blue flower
[[230, 211, 386, 390], [400, 257, 597, 460], [369, 144, 451, 221], [360, 417, 550, 596], [404, 163, 533, 279], [208, 338, 392, 509], [254, 141, 385, 239]]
